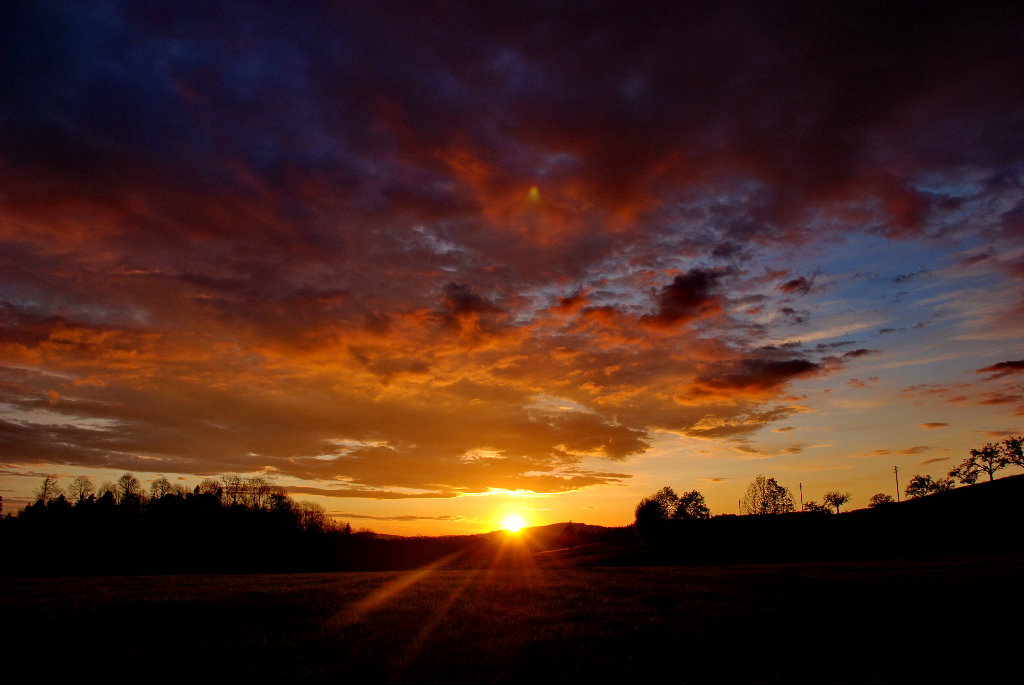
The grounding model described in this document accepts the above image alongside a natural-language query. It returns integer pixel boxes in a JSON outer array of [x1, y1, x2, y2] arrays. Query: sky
[[1, 0, 1023, 535]]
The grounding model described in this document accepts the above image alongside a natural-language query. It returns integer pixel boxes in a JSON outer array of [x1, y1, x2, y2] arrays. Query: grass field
[[4, 553, 1020, 683]]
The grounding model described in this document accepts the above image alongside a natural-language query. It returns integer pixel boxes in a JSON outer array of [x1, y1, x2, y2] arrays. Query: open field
[[3, 553, 1021, 683]]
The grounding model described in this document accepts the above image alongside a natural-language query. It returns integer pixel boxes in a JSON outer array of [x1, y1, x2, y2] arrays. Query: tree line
[[635, 435, 1024, 532], [1, 471, 364, 575], [21, 471, 348, 534]]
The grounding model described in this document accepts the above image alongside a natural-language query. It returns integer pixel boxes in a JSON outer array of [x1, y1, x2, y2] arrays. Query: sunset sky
[[2, 1, 1022, 534]]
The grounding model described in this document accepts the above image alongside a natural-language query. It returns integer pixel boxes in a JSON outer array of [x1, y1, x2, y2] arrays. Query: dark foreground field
[[3, 553, 1021, 683]]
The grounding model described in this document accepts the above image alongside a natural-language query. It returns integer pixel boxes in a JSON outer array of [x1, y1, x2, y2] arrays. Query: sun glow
[[501, 513, 527, 533]]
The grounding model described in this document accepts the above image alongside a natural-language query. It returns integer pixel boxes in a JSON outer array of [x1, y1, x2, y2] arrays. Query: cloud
[[842, 349, 879, 359], [779, 276, 814, 297], [288, 486, 457, 500], [977, 360, 1024, 379], [641, 268, 730, 328], [692, 358, 822, 396], [978, 393, 1024, 406], [329, 512, 465, 522], [1, 0, 1023, 503], [873, 445, 932, 457], [919, 422, 950, 429]]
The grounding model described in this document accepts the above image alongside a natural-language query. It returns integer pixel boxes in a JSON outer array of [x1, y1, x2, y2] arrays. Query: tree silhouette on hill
[[741, 475, 794, 515], [905, 474, 954, 499]]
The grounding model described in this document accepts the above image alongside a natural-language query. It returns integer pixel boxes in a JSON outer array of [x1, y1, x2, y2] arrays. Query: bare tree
[[245, 476, 275, 509], [822, 491, 851, 514], [295, 500, 331, 532], [116, 472, 143, 504], [33, 476, 63, 504], [222, 474, 244, 505], [741, 475, 794, 515], [149, 475, 173, 499], [195, 478, 223, 498], [67, 476, 94, 503]]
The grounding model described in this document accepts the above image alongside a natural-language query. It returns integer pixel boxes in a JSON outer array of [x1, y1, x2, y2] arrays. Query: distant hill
[[537, 474, 1024, 567]]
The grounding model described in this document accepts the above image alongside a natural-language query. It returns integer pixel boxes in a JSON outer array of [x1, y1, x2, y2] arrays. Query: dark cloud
[[892, 271, 927, 284], [919, 422, 950, 429], [779, 307, 809, 326], [642, 268, 730, 327], [779, 276, 813, 297], [842, 349, 878, 359], [695, 358, 822, 394], [436, 283, 504, 333], [977, 360, 1024, 379]]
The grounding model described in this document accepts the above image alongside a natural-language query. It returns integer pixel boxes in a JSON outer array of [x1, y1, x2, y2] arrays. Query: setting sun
[[501, 514, 527, 533]]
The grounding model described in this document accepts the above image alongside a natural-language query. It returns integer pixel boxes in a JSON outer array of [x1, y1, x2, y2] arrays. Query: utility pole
[[799, 482, 804, 511], [894, 465, 900, 502]]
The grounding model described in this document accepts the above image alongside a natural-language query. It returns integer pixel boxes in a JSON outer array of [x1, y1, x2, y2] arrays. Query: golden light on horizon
[[501, 513, 527, 533]]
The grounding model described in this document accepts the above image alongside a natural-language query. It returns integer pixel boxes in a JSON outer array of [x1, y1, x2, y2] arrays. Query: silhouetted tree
[[822, 491, 851, 514], [149, 475, 173, 499], [222, 474, 244, 505], [556, 521, 581, 549], [1003, 436, 1023, 469], [868, 493, 895, 507], [116, 472, 144, 504], [802, 500, 830, 513], [245, 476, 275, 509], [295, 500, 331, 532], [905, 475, 933, 498], [34, 476, 63, 504], [949, 443, 1005, 484], [905, 474, 954, 499], [674, 490, 711, 520], [196, 478, 223, 499], [741, 475, 794, 515], [634, 497, 664, 525], [651, 486, 680, 517], [48, 493, 73, 516], [67, 476, 94, 503], [634, 495, 669, 543]]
